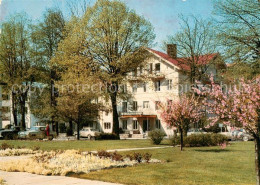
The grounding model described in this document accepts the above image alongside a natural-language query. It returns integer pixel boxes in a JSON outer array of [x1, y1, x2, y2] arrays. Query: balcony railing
[[121, 111, 143, 116]]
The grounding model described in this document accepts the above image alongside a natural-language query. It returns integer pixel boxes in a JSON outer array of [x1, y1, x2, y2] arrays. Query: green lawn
[[71, 142, 255, 185], [0, 140, 256, 185], [0, 139, 168, 151]]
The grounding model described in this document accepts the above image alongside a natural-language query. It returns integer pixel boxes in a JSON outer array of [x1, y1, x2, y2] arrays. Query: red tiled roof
[[148, 48, 218, 71]]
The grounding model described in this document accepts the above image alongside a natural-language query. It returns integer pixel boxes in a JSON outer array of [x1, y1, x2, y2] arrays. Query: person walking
[[46, 124, 50, 139]]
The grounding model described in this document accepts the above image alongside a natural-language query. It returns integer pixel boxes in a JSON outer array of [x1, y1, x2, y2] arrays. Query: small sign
[[219, 123, 223, 128]]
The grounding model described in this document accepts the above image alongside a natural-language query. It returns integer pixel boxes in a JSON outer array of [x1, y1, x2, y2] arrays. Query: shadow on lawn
[[194, 149, 231, 153]]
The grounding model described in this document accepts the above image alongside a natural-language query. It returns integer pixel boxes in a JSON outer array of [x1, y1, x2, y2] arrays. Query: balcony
[[121, 111, 143, 116], [148, 71, 165, 80], [120, 108, 157, 118]]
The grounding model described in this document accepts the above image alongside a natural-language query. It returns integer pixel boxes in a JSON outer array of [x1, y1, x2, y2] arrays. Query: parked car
[[79, 127, 101, 139], [0, 126, 21, 140], [18, 126, 56, 140], [187, 128, 207, 136], [220, 129, 253, 141]]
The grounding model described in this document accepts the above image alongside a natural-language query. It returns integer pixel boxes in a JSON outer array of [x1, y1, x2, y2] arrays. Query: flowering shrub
[[158, 95, 203, 150]]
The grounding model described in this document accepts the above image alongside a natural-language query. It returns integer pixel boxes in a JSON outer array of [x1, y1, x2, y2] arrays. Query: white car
[[79, 127, 100, 139], [18, 126, 56, 140]]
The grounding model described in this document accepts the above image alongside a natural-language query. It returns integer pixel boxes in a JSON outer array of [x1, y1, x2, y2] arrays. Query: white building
[[0, 91, 38, 129], [98, 45, 225, 138]]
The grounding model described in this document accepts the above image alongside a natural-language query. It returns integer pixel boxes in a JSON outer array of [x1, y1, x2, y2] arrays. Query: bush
[[170, 133, 228, 147], [111, 151, 123, 161], [170, 135, 181, 146], [0, 142, 14, 150], [96, 133, 120, 140], [97, 150, 111, 158], [149, 129, 166, 145], [32, 146, 40, 151], [133, 152, 143, 163], [143, 153, 152, 163]]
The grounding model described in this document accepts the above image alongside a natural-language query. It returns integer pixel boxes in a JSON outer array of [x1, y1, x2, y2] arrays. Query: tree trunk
[[11, 92, 18, 126], [20, 93, 27, 130], [77, 122, 80, 140], [55, 121, 59, 136], [255, 113, 260, 185], [109, 83, 120, 136], [20, 100, 26, 130], [180, 127, 184, 151], [255, 137, 260, 185], [50, 71, 58, 136]]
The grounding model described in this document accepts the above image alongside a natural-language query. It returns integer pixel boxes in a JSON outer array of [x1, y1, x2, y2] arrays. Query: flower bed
[[0, 148, 37, 156], [0, 149, 160, 176]]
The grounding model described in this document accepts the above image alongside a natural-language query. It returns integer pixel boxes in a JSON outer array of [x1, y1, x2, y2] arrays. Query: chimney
[[167, 44, 177, 59]]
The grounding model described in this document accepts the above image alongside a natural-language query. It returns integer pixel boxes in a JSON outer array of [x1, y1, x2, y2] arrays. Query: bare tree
[[165, 15, 219, 84], [213, 0, 260, 76]]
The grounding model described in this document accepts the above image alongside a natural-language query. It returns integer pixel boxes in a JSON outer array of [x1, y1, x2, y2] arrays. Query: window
[[121, 84, 127, 93], [156, 119, 161, 129], [132, 84, 137, 93], [132, 69, 137, 77], [2, 94, 9, 100], [132, 101, 138, 111], [133, 120, 138, 130], [167, 79, 173, 90], [104, 122, 111, 129], [140, 66, 143, 74], [167, 100, 172, 107], [105, 111, 109, 116], [149, 63, 153, 74], [143, 101, 149, 108], [123, 120, 127, 130], [122, 102, 127, 112], [155, 80, 161, 91], [155, 101, 160, 110], [2, 106, 10, 113], [143, 83, 147, 92], [155, 63, 160, 73]]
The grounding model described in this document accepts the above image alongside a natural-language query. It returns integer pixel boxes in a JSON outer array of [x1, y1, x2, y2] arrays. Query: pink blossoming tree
[[158, 95, 203, 151], [194, 77, 260, 184]]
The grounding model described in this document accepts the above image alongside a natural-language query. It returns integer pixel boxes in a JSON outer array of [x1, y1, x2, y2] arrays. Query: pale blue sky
[[0, 0, 214, 50]]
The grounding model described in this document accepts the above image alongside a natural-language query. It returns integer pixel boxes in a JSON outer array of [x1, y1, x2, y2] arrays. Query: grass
[[0, 140, 256, 184], [71, 142, 255, 185], [0, 139, 169, 151]]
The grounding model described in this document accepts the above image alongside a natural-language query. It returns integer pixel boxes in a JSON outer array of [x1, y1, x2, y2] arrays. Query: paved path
[[0, 156, 121, 185], [0, 171, 120, 185], [103, 146, 172, 152]]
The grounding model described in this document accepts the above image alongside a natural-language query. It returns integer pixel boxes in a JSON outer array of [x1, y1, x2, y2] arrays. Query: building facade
[[0, 45, 224, 137], [98, 45, 224, 138]]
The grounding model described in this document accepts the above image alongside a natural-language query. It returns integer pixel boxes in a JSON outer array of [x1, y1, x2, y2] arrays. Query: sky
[[0, 0, 214, 51]]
